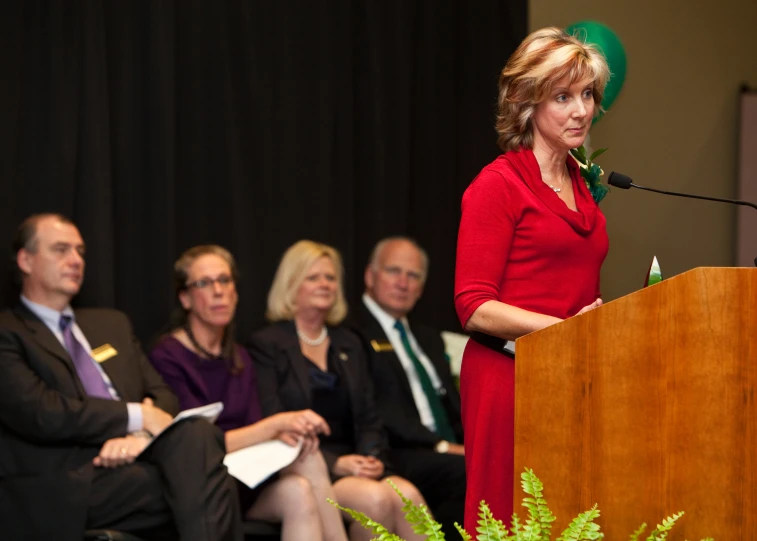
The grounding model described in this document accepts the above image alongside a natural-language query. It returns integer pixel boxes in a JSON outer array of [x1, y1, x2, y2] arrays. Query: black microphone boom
[[607, 172, 757, 211]]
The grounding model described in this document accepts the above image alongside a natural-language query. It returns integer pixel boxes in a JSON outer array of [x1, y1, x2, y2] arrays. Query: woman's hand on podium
[[576, 298, 603, 316]]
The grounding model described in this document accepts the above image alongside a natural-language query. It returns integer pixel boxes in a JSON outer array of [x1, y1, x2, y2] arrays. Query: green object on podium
[[644, 256, 663, 287]]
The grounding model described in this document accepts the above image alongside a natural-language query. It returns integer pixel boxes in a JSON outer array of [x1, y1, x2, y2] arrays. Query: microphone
[[607, 172, 757, 211]]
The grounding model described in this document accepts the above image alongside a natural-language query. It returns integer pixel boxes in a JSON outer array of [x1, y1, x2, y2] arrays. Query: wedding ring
[[120, 447, 127, 455]]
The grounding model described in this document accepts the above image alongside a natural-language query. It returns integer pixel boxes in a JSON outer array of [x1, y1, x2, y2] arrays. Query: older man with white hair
[[351, 236, 466, 533]]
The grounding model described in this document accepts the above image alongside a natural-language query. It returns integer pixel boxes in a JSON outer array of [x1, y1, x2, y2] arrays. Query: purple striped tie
[[59, 315, 113, 399]]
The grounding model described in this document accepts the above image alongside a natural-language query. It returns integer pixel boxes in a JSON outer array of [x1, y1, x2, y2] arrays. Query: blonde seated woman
[[148, 245, 348, 541], [247, 240, 427, 541]]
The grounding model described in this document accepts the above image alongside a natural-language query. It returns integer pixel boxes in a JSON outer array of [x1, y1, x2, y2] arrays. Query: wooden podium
[[514, 267, 756, 540]]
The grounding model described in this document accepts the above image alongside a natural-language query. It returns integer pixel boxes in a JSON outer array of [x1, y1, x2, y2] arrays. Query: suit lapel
[[328, 328, 360, 408], [76, 314, 104, 352], [357, 303, 417, 402], [278, 322, 361, 410], [14, 305, 73, 368], [279, 321, 313, 405], [13, 304, 87, 396]]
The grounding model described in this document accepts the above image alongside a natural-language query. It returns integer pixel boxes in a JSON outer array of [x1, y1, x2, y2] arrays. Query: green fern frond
[[589, 148, 608, 161], [628, 523, 647, 541], [570, 146, 588, 163], [327, 498, 404, 541], [476, 501, 510, 541], [520, 468, 556, 540], [509, 513, 523, 539], [330, 470, 708, 541], [454, 522, 473, 541], [385, 479, 445, 540], [519, 521, 543, 541], [645, 512, 684, 541], [557, 504, 603, 541]]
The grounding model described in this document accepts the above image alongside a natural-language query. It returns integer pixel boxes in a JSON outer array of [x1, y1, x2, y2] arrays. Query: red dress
[[454, 147, 608, 531]]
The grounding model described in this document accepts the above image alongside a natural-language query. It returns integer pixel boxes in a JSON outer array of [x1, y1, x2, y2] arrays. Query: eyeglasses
[[185, 275, 235, 290]]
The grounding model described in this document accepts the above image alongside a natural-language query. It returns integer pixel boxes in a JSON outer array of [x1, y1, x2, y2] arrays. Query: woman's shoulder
[[234, 343, 254, 363], [461, 152, 534, 217], [247, 320, 296, 348], [329, 324, 363, 348], [468, 150, 533, 193], [148, 334, 201, 375], [149, 334, 184, 360]]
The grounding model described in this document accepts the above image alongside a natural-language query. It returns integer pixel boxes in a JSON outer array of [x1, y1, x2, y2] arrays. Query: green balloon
[[566, 21, 627, 118]]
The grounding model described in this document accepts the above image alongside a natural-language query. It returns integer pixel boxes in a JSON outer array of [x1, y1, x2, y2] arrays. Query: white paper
[[139, 401, 224, 455], [173, 401, 224, 424], [224, 439, 303, 489]]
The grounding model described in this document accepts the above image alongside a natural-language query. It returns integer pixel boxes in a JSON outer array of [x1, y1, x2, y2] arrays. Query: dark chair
[[84, 531, 146, 541], [243, 519, 282, 540], [84, 523, 176, 541], [84, 521, 283, 540]]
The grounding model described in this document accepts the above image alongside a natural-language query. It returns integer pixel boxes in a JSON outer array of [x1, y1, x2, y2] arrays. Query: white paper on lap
[[224, 439, 303, 488], [139, 401, 225, 456]]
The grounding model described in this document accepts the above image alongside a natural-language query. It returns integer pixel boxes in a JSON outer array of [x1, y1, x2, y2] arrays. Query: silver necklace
[[547, 177, 564, 193], [547, 169, 569, 193], [297, 326, 328, 346]]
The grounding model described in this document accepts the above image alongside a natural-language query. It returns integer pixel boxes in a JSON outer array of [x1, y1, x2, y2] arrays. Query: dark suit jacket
[[247, 320, 388, 473], [350, 302, 463, 449], [0, 304, 178, 540]]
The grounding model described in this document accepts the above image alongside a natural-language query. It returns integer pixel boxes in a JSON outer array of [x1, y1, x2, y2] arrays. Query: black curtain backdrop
[[0, 1, 527, 343]]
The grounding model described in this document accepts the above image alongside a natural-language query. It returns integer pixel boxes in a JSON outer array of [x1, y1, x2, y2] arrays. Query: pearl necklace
[[297, 326, 328, 346]]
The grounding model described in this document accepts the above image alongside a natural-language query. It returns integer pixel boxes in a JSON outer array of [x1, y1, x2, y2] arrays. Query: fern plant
[[330, 468, 713, 541]]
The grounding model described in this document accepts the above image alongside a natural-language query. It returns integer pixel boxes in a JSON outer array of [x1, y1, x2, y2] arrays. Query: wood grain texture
[[515, 267, 756, 540]]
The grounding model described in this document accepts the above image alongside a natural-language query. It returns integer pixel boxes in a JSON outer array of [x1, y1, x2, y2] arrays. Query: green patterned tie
[[394, 320, 457, 443]]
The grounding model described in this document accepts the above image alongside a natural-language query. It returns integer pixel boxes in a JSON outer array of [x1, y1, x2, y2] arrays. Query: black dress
[[247, 321, 390, 479]]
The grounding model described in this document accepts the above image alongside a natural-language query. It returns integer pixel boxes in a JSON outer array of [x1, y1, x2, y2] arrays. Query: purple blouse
[[149, 336, 262, 433]]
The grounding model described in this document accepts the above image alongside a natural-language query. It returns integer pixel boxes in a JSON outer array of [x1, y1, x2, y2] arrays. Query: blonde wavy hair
[[266, 240, 348, 325], [496, 26, 610, 153]]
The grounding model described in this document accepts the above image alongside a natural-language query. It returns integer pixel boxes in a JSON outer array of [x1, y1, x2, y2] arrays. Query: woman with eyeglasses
[[148, 245, 348, 541], [248, 240, 427, 541]]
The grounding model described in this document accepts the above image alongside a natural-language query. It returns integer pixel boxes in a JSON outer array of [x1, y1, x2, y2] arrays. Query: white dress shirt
[[363, 293, 443, 432]]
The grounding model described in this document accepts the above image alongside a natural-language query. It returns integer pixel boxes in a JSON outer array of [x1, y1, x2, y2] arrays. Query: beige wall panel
[[737, 92, 757, 267]]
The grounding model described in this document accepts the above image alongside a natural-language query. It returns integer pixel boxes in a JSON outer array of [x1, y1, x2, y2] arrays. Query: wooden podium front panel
[[514, 268, 756, 540]]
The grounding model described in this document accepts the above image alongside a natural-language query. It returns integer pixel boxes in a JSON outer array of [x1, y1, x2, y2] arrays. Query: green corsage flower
[[570, 145, 609, 204]]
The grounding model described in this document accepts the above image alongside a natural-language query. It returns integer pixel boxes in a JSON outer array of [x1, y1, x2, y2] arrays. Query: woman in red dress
[[454, 27, 611, 531]]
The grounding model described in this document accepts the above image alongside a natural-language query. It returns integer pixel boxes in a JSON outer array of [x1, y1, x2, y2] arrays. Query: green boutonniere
[[570, 145, 609, 204]]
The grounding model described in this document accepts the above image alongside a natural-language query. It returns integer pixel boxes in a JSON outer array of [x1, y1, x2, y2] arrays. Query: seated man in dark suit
[[351, 236, 466, 533], [0, 213, 241, 541]]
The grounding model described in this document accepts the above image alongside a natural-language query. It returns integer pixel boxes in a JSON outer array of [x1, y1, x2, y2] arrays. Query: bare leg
[[333, 476, 427, 541], [333, 477, 393, 541], [385, 475, 428, 541], [284, 452, 348, 541], [246, 474, 323, 541]]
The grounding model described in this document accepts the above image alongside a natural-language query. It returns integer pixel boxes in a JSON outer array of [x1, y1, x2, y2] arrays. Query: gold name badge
[[91, 344, 118, 363], [370, 340, 394, 353]]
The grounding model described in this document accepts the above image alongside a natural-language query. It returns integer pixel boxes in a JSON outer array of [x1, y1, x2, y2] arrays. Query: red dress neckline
[[503, 147, 598, 236]]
